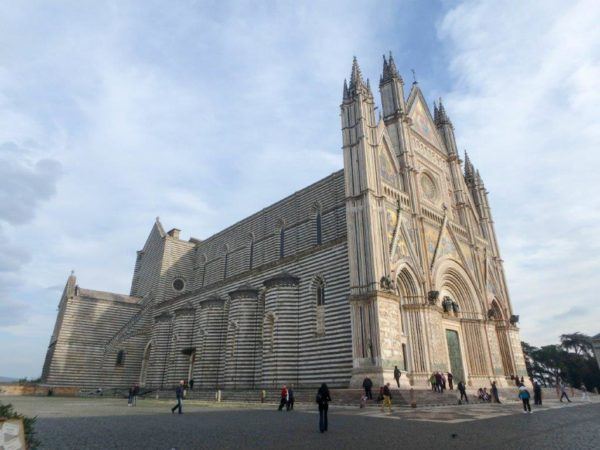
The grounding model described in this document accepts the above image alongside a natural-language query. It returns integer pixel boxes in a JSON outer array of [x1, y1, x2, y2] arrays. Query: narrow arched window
[[315, 278, 325, 335], [316, 212, 322, 245], [279, 227, 285, 259], [249, 240, 254, 270], [116, 350, 125, 366]]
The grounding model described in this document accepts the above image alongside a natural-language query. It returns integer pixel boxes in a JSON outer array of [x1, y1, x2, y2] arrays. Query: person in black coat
[[362, 377, 373, 400], [287, 384, 295, 411], [393, 366, 401, 388], [458, 381, 469, 403], [171, 380, 185, 414], [533, 381, 542, 405], [316, 383, 332, 433]]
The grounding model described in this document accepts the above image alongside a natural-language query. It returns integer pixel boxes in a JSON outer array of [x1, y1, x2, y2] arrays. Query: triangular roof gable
[[141, 217, 166, 251], [406, 84, 443, 149], [376, 123, 402, 189], [430, 221, 471, 270]]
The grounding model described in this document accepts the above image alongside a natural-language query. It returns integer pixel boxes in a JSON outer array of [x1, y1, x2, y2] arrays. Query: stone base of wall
[[0, 384, 80, 397]]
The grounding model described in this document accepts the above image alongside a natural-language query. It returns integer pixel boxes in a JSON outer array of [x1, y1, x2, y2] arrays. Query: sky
[[0, 0, 598, 378]]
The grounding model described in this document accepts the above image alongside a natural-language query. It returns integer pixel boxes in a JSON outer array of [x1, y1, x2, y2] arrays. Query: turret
[[435, 98, 458, 156], [341, 56, 387, 292], [379, 52, 406, 122]]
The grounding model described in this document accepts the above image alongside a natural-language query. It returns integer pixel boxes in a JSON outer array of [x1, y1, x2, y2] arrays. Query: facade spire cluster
[[345, 56, 372, 99], [380, 52, 402, 85], [434, 98, 451, 127]]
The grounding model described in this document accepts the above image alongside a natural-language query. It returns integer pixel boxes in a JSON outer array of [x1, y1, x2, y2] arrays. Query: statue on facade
[[427, 290, 439, 305], [380, 275, 396, 292]]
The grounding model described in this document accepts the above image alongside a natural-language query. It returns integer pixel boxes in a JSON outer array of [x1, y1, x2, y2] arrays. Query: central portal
[[445, 329, 465, 384]]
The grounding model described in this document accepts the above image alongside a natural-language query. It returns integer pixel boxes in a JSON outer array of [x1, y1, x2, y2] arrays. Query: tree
[[560, 332, 593, 357]]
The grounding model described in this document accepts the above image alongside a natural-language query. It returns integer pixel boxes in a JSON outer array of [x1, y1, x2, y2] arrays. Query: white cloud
[[438, 0, 600, 345]]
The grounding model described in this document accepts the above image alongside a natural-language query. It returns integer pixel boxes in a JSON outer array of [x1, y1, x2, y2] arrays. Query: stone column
[[147, 312, 172, 388], [262, 272, 300, 387], [166, 307, 196, 386], [224, 284, 260, 388], [195, 296, 227, 388]]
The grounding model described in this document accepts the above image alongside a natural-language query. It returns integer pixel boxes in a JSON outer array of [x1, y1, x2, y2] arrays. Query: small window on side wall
[[315, 278, 325, 335], [116, 350, 125, 367]]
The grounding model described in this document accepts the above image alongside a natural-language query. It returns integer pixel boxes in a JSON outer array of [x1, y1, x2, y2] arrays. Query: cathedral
[[42, 55, 528, 390]]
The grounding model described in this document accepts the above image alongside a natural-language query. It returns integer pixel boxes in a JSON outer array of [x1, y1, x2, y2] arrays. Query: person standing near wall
[[316, 383, 331, 433], [362, 377, 373, 400], [533, 381, 542, 405], [393, 366, 401, 388]]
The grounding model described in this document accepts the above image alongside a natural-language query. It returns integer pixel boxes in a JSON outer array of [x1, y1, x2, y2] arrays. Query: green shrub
[[0, 402, 39, 449]]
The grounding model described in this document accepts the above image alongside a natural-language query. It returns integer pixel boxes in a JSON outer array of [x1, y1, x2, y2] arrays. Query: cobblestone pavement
[[2, 396, 599, 449]]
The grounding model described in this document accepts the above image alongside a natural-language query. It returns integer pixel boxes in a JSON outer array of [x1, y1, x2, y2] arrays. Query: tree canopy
[[522, 332, 599, 391]]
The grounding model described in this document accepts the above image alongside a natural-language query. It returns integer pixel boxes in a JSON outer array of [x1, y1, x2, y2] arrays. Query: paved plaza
[[3, 396, 599, 449]]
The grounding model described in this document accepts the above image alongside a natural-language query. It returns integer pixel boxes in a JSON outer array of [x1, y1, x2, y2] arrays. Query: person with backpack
[[316, 383, 331, 433], [518, 385, 531, 413], [381, 382, 392, 413]]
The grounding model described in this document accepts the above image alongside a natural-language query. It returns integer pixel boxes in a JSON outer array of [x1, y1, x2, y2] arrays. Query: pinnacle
[[464, 151, 474, 179], [380, 51, 402, 85], [349, 56, 365, 90], [436, 97, 451, 126], [343, 79, 349, 100]]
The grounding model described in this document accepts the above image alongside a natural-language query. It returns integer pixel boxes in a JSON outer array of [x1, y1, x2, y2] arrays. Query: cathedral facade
[[42, 56, 528, 390]]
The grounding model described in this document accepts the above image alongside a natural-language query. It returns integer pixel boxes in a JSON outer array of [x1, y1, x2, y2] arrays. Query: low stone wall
[[0, 383, 79, 397]]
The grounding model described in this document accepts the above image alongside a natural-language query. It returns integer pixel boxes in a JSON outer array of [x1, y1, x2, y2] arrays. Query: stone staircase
[[151, 387, 461, 407]]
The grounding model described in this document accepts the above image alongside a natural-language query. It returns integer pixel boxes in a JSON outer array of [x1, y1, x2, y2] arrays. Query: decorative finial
[[70, 270, 75, 276], [411, 69, 417, 84]]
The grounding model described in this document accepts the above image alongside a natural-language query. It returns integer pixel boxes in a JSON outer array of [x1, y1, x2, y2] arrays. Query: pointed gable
[[406, 84, 442, 150]]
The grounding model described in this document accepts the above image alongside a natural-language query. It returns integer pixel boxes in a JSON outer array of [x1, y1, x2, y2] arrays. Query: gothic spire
[[464, 151, 474, 180], [436, 97, 452, 126], [476, 169, 485, 187], [380, 51, 402, 85], [433, 101, 439, 123], [349, 56, 366, 90]]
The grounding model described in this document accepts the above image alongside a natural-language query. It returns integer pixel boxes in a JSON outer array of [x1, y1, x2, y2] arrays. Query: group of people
[[360, 376, 395, 413], [278, 384, 295, 411], [475, 381, 501, 403], [429, 371, 453, 392]]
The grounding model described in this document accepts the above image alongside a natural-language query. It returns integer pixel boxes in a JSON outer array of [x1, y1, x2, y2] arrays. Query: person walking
[[559, 382, 571, 403], [533, 381, 542, 405], [393, 366, 401, 388], [447, 372, 454, 390], [287, 384, 295, 411], [458, 381, 469, 404], [132, 384, 139, 407], [442, 373, 447, 391], [127, 385, 134, 407], [316, 383, 331, 433], [381, 382, 393, 413], [491, 381, 501, 403], [189, 379, 194, 391], [362, 377, 373, 400], [581, 384, 590, 402], [518, 385, 532, 413], [278, 385, 288, 411], [171, 380, 185, 414]]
